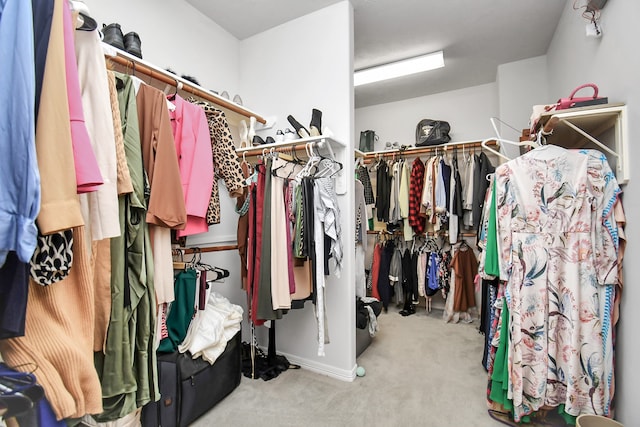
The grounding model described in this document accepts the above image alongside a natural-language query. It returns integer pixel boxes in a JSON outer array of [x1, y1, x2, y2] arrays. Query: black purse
[[415, 119, 451, 146]]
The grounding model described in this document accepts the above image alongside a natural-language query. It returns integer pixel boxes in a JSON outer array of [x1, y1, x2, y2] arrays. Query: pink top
[[169, 95, 214, 237], [62, 0, 102, 193]]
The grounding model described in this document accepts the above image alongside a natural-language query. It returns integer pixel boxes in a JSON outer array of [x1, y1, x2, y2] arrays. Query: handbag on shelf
[[415, 119, 451, 146], [556, 83, 608, 110], [359, 130, 378, 152]]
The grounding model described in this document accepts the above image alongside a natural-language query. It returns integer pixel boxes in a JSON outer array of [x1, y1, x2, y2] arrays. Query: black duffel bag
[[415, 119, 451, 146]]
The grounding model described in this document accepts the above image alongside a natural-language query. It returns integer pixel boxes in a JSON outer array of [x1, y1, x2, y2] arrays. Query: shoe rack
[[102, 43, 267, 126]]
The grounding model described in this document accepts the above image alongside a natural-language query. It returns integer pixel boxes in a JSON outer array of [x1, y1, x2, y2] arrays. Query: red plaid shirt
[[408, 158, 426, 234]]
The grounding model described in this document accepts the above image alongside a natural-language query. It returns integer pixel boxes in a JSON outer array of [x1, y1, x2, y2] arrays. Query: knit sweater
[[0, 226, 103, 420]]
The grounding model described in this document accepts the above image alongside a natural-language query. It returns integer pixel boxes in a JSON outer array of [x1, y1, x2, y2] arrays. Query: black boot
[[102, 23, 124, 50], [287, 115, 310, 138], [123, 32, 142, 58], [309, 108, 322, 136]]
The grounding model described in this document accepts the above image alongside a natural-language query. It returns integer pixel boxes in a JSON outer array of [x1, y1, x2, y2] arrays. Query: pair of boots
[[102, 23, 142, 59], [287, 108, 322, 139]]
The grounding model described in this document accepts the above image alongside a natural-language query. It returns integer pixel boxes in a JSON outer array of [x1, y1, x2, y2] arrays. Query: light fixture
[[354, 51, 444, 87]]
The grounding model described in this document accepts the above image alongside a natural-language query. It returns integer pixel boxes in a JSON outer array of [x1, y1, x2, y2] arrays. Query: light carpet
[[193, 305, 506, 427]]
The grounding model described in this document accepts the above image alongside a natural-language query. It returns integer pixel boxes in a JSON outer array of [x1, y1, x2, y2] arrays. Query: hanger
[[172, 248, 186, 270], [167, 79, 183, 101], [481, 137, 539, 161]]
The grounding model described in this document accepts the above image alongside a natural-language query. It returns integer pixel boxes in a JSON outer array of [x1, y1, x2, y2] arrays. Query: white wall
[[83, 0, 241, 94], [355, 82, 498, 149], [239, 1, 356, 380], [546, 2, 640, 423], [496, 55, 548, 158]]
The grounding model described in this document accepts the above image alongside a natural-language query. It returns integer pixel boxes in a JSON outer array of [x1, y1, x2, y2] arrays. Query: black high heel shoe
[[309, 108, 322, 137], [287, 115, 310, 138], [252, 135, 266, 146]]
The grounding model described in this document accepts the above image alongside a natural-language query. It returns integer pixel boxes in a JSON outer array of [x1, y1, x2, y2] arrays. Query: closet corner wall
[[238, 1, 357, 380]]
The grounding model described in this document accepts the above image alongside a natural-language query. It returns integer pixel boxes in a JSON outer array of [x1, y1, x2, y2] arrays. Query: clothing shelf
[[355, 139, 498, 163], [102, 43, 267, 125], [535, 103, 628, 184]]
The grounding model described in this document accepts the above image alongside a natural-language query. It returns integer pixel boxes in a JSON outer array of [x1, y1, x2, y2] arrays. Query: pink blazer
[[170, 95, 214, 237]]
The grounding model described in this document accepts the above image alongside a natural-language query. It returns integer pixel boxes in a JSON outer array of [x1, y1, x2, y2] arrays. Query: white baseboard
[[275, 350, 357, 382]]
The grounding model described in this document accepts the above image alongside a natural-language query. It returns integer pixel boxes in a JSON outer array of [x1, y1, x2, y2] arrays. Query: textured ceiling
[[187, 0, 566, 108]]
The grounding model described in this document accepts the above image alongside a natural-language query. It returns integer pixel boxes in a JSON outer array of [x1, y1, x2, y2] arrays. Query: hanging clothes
[[270, 158, 293, 310], [94, 72, 158, 422], [355, 179, 368, 299], [255, 159, 283, 322], [0, 227, 104, 421], [35, 0, 83, 236], [188, 100, 246, 225], [450, 244, 477, 313], [62, 0, 102, 194], [490, 146, 620, 421], [375, 160, 391, 222], [75, 13, 121, 241], [408, 158, 426, 235], [137, 84, 186, 229], [169, 95, 214, 237], [471, 151, 494, 231], [157, 269, 197, 354], [0, 0, 39, 338]]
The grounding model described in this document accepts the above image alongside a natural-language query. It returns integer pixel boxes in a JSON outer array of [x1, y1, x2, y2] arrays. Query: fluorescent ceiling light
[[354, 51, 444, 87]]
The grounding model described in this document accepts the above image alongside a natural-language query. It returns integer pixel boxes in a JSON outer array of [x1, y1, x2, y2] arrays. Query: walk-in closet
[[0, 0, 637, 426]]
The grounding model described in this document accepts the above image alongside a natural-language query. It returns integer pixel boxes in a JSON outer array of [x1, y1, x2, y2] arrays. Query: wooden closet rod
[[366, 230, 477, 237], [357, 140, 496, 163], [104, 46, 267, 124], [177, 245, 239, 254], [236, 137, 330, 158]]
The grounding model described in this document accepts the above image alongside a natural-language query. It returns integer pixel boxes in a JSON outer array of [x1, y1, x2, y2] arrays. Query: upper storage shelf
[[102, 43, 267, 126], [536, 103, 628, 184]]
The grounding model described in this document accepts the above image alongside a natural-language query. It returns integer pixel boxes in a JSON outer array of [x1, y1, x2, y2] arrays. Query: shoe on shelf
[[102, 23, 124, 50], [123, 31, 142, 58], [287, 115, 310, 138], [239, 120, 249, 148], [309, 108, 322, 137], [283, 128, 296, 142], [252, 135, 265, 146], [233, 94, 243, 105], [275, 129, 285, 143], [265, 136, 275, 144], [248, 116, 257, 144]]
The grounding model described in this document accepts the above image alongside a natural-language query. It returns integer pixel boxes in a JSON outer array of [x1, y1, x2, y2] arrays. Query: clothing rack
[[102, 43, 267, 124], [355, 139, 497, 163]]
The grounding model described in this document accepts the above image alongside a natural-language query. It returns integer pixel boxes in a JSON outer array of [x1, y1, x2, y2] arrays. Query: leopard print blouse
[[188, 98, 245, 224]]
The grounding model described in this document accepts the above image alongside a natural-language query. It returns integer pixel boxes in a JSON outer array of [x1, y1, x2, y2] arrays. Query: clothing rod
[[236, 138, 328, 157], [357, 140, 496, 162], [366, 230, 477, 237], [103, 46, 267, 124], [178, 245, 239, 254]]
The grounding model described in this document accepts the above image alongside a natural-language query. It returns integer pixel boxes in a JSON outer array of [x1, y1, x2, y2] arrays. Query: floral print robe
[[494, 147, 620, 420]]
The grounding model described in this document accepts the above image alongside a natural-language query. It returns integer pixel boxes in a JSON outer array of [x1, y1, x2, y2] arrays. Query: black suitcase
[[142, 330, 242, 426]]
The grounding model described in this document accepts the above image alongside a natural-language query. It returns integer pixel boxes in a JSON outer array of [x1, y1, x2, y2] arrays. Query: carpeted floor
[[193, 305, 507, 427]]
